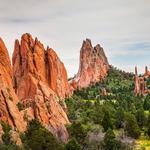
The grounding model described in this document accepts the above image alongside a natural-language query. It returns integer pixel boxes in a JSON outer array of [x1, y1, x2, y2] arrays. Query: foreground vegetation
[[0, 66, 149, 150]]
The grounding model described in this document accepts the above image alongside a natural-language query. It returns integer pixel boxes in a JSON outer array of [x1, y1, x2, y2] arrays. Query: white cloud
[[0, 0, 150, 77]]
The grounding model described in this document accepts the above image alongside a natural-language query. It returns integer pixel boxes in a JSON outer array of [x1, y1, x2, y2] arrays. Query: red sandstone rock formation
[[70, 39, 109, 89], [144, 66, 150, 77], [0, 38, 26, 132], [13, 34, 71, 100], [12, 33, 70, 142], [134, 66, 150, 96]]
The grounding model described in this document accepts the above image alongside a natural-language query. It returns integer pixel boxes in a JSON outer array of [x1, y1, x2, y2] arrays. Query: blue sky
[[0, 0, 150, 77]]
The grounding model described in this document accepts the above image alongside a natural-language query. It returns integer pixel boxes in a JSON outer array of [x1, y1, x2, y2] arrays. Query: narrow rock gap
[[45, 51, 51, 87]]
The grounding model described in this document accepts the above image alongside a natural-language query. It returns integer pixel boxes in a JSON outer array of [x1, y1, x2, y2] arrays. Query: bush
[[124, 113, 141, 139], [0, 143, 21, 150], [0, 122, 21, 150], [23, 119, 63, 150], [8, 96, 13, 101], [115, 107, 124, 129], [64, 138, 82, 150], [102, 129, 123, 150], [136, 108, 145, 128], [1, 122, 11, 145], [102, 111, 113, 132], [67, 122, 87, 145], [143, 94, 150, 110], [17, 102, 24, 111]]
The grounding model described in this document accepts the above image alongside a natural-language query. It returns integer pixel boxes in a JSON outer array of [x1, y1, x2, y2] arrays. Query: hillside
[[66, 66, 150, 150], [0, 35, 149, 150]]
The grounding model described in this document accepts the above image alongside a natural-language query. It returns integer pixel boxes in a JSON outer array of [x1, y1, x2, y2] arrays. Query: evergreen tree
[[65, 138, 82, 150], [115, 107, 124, 129], [102, 129, 122, 150], [1, 122, 11, 145], [0, 122, 21, 150], [143, 94, 150, 110], [102, 111, 113, 132], [136, 108, 145, 128], [124, 113, 141, 139], [24, 119, 63, 150], [68, 122, 87, 145]]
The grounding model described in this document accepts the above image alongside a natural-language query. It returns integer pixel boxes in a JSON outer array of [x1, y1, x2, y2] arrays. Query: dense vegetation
[[65, 67, 150, 150], [0, 67, 149, 150], [0, 120, 64, 150]]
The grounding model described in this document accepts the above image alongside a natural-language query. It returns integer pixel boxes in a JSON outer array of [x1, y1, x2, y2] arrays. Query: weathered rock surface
[[70, 39, 109, 89], [12, 33, 70, 142], [10, 130, 22, 146], [0, 124, 4, 144], [0, 38, 26, 132], [13, 34, 71, 100]]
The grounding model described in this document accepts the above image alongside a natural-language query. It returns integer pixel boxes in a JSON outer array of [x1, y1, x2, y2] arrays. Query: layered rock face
[[70, 39, 109, 89], [13, 34, 71, 100], [0, 38, 26, 132], [12, 33, 70, 142], [134, 66, 150, 96]]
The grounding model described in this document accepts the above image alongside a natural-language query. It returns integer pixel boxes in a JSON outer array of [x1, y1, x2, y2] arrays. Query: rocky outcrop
[[70, 39, 109, 89], [101, 88, 107, 96], [13, 34, 71, 100], [0, 38, 26, 132], [144, 66, 150, 77], [134, 66, 150, 96], [12, 33, 70, 142]]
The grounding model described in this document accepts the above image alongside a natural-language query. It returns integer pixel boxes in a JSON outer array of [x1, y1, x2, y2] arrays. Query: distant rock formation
[[134, 66, 150, 96], [12, 33, 70, 142], [70, 39, 109, 90], [0, 38, 26, 132]]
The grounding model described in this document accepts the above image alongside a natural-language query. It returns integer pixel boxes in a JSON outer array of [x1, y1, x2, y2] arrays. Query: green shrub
[[102, 111, 113, 132], [22, 119, 63, 150], [124, 113, 141, 139], [9, 96, 13, 101], [67, 122, 87, 145], [17, 102, 24, 111], [102, 129, 124, 150], [1, 122, 11, 145], [65, 138, 82, 150]]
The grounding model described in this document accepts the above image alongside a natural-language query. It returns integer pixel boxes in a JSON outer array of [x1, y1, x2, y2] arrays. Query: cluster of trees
[[65, 67, 150, 149], [0, 122, 21, 150]]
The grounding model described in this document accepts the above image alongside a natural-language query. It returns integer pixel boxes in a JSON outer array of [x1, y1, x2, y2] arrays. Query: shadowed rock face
[[0, 38, 26, 132], [70, 39, 109, 90], [12, 33, 70, 142]]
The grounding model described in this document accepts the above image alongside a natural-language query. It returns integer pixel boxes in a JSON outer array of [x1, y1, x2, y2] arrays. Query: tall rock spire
[[135, 66, 138, 76], [0, 38, 26, 132], [145, 66, 148, 75], [134, 66, 150, 96], [12, 33, 70, 142], [70, 39, 109, 89]]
